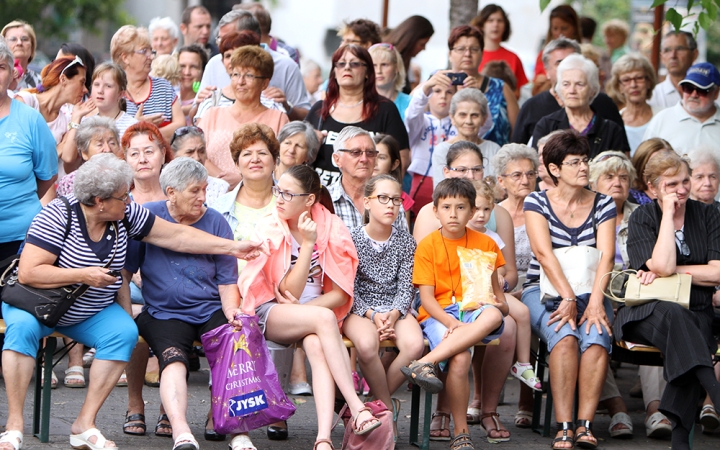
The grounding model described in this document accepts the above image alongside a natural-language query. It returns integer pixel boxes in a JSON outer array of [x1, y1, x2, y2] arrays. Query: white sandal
[[510, 362, 542, 391], [69, 427, 117, 450], [229, 434, 257, 450], [700, 404, 720, 434], [64, 365, 86, 388], [644, 411, 672, 438], [608, 412, 633, 438], [172, 432, 199, 450], [0, 430, 23, 450]]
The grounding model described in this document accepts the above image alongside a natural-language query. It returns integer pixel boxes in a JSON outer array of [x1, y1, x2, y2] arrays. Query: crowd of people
[[1, 3, 720, 450]]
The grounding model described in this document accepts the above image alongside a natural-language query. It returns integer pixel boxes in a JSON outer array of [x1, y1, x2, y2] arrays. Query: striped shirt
[[124, 77, 177, 127], [523, 191, 616, 283], [25, 195, 155, 325]]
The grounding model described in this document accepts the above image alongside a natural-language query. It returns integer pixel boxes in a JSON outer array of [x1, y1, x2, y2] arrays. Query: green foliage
[[3, 0, 126, 39]]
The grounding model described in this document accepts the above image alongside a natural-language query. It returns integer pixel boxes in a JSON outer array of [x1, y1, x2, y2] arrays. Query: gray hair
[[170, 127, 205, 153], [148, 17, 180, 40], [492, 143, 539, 175], [542, 37, 581, 66], [301, 59, 320, 78], [0, 37, 13, 66], [75, 116, 120, 155], [217, 10, 261, 37], [333, 126, 374, 154], [159, 157, 208, 195], [555, 54, 600, 104], [74, 153, 133, 205], [449, 88, 489, 119], [686, 146, 720, 172], [663, 30, 697, 52], [278, 121, 321, 164], [589, 150, 637, 187]]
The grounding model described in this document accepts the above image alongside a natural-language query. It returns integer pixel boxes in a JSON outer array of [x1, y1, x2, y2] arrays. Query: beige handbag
[[539, 246, 603, 300], [602, 270, 691, 309]]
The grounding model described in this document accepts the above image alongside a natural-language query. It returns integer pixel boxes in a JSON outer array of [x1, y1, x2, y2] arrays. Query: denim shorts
[[420, 302, 505, 371], [521, 284, 613, 354]]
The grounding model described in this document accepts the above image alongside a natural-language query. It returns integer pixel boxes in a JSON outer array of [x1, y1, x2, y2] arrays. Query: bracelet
[[67, 121, 80, 130], [562, 297, 577, 302], [370, 310, 377, 322]]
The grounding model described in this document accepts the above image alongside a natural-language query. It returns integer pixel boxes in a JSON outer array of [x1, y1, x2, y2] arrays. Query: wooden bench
[[343, 336, 499, 450]]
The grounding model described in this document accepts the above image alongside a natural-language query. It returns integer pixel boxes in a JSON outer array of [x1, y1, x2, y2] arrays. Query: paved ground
[[1, 357, 719, 449]]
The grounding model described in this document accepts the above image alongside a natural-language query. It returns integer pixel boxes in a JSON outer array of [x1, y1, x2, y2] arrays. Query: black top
[[306, 97, 409, 186], [531, 107, 630, 159], [627, 199, 720, 311], [512, 90, 623, 145]]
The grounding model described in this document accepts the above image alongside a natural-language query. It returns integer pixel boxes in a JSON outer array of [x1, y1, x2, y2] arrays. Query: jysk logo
[[228, 390, 268, 417]]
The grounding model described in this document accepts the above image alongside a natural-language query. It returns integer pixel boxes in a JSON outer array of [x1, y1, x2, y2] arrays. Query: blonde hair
[[607, 53, 657, 105], [368, 44, 406, 93], [111, 25, 151, 68], [602, 19, 630, 41], [644, 150, 690, 189], [589, 150, 637, 187], [471, 179, 495, 204], [150, 54, 180, 86], [1, 20, 36, 63]]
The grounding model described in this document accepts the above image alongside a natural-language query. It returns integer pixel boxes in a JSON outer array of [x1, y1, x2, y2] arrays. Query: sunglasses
[[60, 55, 84, 77], [171, 126, 204, 145], [681, 83, 714, 97], [675, 230, 691, 257]]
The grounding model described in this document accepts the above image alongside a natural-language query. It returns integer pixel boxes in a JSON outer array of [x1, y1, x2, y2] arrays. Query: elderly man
[[197, 9, 311, 121], [328, 126, 408, 231], [643, 62, 720, 154], [180, 6, 217, 57], [648, 31, 698, 110], [511, 37, 623, 146]]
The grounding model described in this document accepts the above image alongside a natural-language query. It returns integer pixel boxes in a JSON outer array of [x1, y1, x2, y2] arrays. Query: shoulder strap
[[479, 75, 490, 93], [59, 196, 73, 241], [591, 192, 600, 240]]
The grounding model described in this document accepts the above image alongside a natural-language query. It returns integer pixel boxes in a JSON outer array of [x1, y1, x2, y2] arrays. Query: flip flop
[[69, 427, 117, 450]]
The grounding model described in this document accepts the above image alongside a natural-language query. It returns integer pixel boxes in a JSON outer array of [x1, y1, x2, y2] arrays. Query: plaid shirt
[[328, 177, 409, 231]]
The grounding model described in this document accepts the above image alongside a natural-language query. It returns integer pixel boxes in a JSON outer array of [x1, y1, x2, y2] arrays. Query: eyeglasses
[[134, 48, 156, 58], [681, 83, 714, 97], [272, 186, 311, 202], [369, 43, 395, 51], [5, 36, 30, 44], [451, 46, 482, 55], [60, 55, 85, 77], [367, 195, 403, 206], [171, 126, 204, 145], [109, 192, 131, 203], [675, 230, 691, 257], [447, 165, 484, 174], [337, 148, 378, 158], [619, 75, 647, 86], [230, 72, 267, 82], [561, 158, 590, 168], [335, 61, 367, 70], [501, 170, 537, 181], [661, 46, 691, 54]]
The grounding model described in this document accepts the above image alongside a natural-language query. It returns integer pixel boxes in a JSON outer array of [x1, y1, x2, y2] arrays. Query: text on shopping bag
[[229, 390, 269, 417]]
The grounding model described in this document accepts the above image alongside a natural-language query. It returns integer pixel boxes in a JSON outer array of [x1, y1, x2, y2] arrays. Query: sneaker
[[510, 361, 542, 391], [289, 382, 312, 396], [360, 376, 370, 396], [352, 371, 361, 393]]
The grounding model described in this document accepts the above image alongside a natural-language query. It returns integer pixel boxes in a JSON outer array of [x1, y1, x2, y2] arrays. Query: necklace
[[440, 227, 468, 304], [336, 99, 363, 108], [114, 110, 122, 120]]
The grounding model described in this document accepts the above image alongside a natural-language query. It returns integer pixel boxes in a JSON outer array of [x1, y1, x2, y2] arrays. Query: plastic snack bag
[[457, 247, 498, 311], [201, 314, 295, 434]]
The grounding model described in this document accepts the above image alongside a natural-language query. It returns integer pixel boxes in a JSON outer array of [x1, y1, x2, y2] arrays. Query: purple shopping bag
[[201, 314, 296, 434]]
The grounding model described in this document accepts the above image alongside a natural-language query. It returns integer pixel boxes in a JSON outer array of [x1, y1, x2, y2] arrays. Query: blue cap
[[680, 62, 720, 89]]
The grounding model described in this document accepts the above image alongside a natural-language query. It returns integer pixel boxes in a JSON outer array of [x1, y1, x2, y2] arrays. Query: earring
[[100, 206, 104, 212]]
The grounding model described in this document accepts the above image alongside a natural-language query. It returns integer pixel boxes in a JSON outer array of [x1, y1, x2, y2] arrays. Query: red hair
[[27, 56, 84, 94], [121, 121, 174, 164], [448, 25, 484, 52], [321, 45, 379, 122]]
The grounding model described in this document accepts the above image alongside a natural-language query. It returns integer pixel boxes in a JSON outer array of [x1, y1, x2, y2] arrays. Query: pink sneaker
[[352, 371, 361, 393], [360, 377, 370, 396]]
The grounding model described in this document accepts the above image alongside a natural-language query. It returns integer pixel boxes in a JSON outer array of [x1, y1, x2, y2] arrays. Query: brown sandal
[[450, 433, 474, 449], [313, 438, 335, 449], [351, 407, 381, 436], [480, 412, 510, 443]]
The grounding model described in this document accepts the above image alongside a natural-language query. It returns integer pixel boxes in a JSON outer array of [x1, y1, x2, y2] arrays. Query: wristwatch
[[562, 297, 577, 303], [67, 121, 80, 130]]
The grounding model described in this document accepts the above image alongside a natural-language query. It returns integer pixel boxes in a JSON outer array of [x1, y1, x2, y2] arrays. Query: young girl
[[343, 175, 425, 438], [238, 165, 382, 450]]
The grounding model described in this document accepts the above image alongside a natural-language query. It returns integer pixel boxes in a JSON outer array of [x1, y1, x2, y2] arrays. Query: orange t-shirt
[[413, 228, 505, 323]]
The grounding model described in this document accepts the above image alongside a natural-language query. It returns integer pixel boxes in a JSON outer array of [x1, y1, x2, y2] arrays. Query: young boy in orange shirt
[[401, 178, 508, 449]]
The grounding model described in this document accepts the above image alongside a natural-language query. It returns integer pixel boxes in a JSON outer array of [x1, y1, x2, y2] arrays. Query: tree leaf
[[689, 0, 695, 12], [540, 0, 553, 12], [651, 0, 667, 7], [666, 8, 684, 30], [698, 11, 711, 29], [707, 2, 719, 20]]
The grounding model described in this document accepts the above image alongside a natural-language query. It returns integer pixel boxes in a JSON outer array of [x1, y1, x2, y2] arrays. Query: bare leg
[[446, 351, 472, 436], [1, 350, 35, 436], [548, 337, 579, 449], [65, 338, 85, 385], [575, 345, 609, 447], [386, 316, 424, 394], [343, 314, 390, 407], [289, 347, 308, 385], [302, 334, 335, 442], [507, 296, 531, 362], [480, 316, 516, 439], [125, 342, 148, 434], [159, 362, 191, 440]]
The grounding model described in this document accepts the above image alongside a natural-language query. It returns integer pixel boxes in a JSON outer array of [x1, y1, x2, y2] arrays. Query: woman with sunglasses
[[307, 44, 409, 187], [111, 25, 185, 143], [614, 150, 720, 450], [238, 164, 383, 450]]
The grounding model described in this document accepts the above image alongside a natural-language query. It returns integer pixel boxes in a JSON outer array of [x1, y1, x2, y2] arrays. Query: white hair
[[555, 54, 600, 104], [148, 17, 180, 40], [686, 146, 720, 172], [333, 126, 374, 154]]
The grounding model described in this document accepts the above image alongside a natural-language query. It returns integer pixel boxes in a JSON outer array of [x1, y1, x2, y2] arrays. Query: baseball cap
[[679, 62, 720, 89]]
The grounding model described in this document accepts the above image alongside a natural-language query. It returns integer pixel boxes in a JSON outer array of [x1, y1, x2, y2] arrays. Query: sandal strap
[[451, 433, 474, 449], [313, 438, 335, 450], [576, 419, 593, 431], [353, 407, 379, 432]]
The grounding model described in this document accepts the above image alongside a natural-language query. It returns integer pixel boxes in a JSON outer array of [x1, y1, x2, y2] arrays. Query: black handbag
[[0, 198, 119, 327]]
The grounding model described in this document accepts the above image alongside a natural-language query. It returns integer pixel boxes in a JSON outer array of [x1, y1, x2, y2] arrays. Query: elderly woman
[[123, 157, 254, 450], [170, 126, 229, 205], [111, 25, 184, 143], [148, 17, 179, 56], [522, 130, 616, 450], [274, 121, 321, 179], [307, 44, 409, 186], [122, 122, 169, 205], [368, 43, 411, 119], [628, 138, 674, 205], [688, 147, 720, 210], [606, 54, 658, 155], [0, 36, 56, 269], [445, 24, 518, 146], [614, 150, 720, 450], [536, 131, 564, 192], [532, 54, 630, 158], [201, 45, 288, 189], [431, 89, 500, 186], [0, 153, 263, 450], [1, 21, 40, 91]]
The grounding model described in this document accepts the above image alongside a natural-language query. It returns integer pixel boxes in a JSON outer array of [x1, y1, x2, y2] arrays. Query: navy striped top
[[26, 195, 155, 325], [124, 77, 177, 127], [524, 191, 616, 283]]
